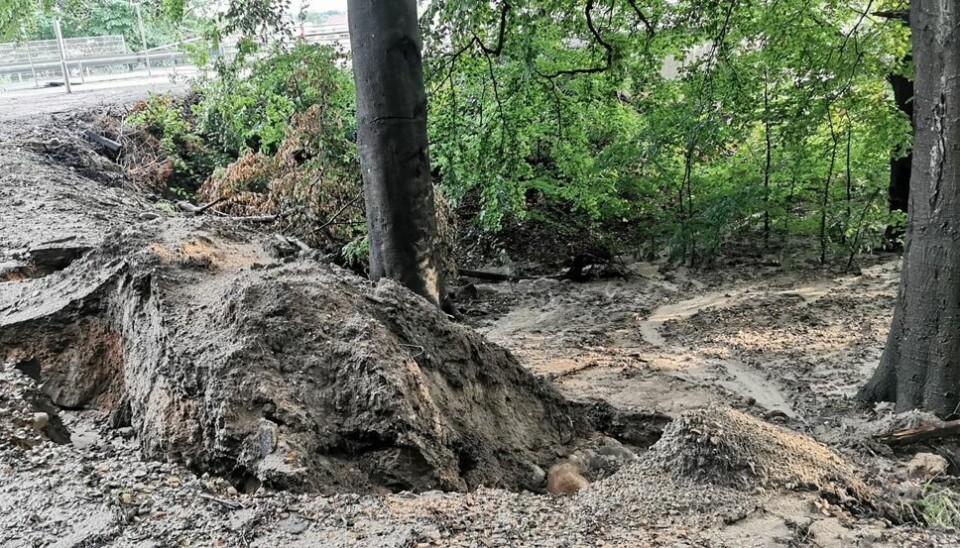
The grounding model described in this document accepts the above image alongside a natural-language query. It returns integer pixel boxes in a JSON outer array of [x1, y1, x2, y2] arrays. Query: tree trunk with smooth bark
[[347, 0, 446, 308], [860, 0, 960, 416]]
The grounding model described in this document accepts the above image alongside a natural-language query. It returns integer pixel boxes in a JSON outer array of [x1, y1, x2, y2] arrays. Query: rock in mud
[[546, 456, 589, 496], [905, 453, 949, 480]]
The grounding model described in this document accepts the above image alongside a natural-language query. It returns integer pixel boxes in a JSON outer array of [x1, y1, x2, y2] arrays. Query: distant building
[[300, 13, 350, 51]]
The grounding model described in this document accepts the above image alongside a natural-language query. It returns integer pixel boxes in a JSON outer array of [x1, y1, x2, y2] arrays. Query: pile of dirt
[[0, 101, 672, 497], [0, 213, 662, 494], [649, 407, 873, 504]]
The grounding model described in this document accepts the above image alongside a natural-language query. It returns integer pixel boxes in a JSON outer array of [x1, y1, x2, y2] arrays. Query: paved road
[[0, 75, 188, 124]]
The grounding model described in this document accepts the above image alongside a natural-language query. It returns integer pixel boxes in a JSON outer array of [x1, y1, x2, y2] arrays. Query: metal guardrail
[[0, 28, 202, 91], [0, 35, 127, 65], [0, 9, 192, 93], [1, 19, 352, 92], [0, 52, 187, 75]]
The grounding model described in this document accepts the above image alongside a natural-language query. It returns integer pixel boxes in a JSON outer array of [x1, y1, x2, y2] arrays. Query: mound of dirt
[[0, 215, 660, 495], [649, 407, 872, 504]]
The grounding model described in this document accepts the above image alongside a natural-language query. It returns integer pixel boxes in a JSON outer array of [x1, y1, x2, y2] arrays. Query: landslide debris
[[649, 406, 873, 504]]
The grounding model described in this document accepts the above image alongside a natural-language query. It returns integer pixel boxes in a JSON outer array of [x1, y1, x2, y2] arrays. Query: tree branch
[[625, 0, 655, 37], [872, 10, 909, 24], [473, 1, 511, 56], [543, 0, 613, 79], [426, 2, 511, 87]]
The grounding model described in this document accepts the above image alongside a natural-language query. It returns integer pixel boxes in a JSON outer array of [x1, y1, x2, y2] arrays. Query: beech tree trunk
[[859, 0, 960, 415], [347, 0, 446, 307]]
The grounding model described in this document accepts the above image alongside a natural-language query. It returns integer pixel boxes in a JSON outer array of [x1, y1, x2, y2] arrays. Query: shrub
[[196, 42, 356, 157]]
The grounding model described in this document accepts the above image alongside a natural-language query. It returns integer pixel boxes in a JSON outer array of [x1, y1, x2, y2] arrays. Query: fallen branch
[[228, 215, 278, 223], [177, 201, 200, 214], [549, 360, 602, 381], [82, 130, 122, 155], [459, 269, 524, 282], [196, 196, 230, 215], [875, 420, 960, 447], [199, 493, 244, 510], [316, 192, 364, 233]]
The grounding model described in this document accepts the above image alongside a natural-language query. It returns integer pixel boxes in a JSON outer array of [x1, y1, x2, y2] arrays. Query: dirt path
[[0, 82, 186, 126], [470, 259, 900, 425]]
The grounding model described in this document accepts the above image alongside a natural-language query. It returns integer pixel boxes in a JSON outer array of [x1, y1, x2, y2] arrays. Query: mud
[[0, 170, 636, 496], [2, 99, 960, 547]]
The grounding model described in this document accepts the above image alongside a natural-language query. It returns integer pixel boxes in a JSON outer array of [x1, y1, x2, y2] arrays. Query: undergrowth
[[114, 26, 909, 270], [920, 484, 960, 529]]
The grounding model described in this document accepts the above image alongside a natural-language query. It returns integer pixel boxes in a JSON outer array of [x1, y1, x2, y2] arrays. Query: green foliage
[[920, 484, 960, 529], [127, 94, 226, 193], [5, 0, 915, 268], [188, 42, 363, 254], [423, 0, 914, 265], [0, 0, 34, 41], [20, 0, 202, 49], [195, 42, 356, 157], [341, 235, 370, 270]]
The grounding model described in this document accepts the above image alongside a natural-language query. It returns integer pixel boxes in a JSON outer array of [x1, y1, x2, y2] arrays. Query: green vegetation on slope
[[92, 0, 913, 268]]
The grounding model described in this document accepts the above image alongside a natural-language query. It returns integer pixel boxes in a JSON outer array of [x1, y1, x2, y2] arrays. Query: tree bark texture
[[860, 0, 960, 416], [348, 0, 445, 307]]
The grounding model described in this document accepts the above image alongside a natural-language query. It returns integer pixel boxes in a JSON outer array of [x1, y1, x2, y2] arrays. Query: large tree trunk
[[347, 0, 446, 307], [888, 68, 913, 214], [859, 0, 960, 415]]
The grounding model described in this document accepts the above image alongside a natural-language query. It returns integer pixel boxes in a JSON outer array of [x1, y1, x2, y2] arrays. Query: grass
[[919, 483, 960, 529]]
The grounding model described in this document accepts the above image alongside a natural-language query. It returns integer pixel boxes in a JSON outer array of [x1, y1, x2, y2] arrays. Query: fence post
[[21, 28, 38, 88], [135, 3, 153, 76], [54, 19, 72, 94]]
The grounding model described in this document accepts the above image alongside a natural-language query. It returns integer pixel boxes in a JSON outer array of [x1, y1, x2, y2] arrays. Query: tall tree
[[859, 0, 960, 415], [347, 0, 447, 308]]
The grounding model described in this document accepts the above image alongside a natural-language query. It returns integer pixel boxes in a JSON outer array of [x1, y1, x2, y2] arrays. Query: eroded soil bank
[[1, 96, 959, 547]]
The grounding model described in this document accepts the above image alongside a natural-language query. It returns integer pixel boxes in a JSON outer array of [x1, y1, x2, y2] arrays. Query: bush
[[196, 42, 356, 157], [193, 43, 363, 253], [124, 94, 226, 195]]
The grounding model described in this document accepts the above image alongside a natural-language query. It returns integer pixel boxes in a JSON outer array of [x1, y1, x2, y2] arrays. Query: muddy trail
[[468, 260, 898, 424], [0, 101, 958, 547]]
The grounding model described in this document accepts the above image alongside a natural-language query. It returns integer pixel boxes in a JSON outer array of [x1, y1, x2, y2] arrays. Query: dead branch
[[227, 215, 278, 223], [196, 196, 231, 215], [199, 493, 244, 510], [316, 191, 364, 233], [82, 130, 122, 155], [875, 421, 960, 447]]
